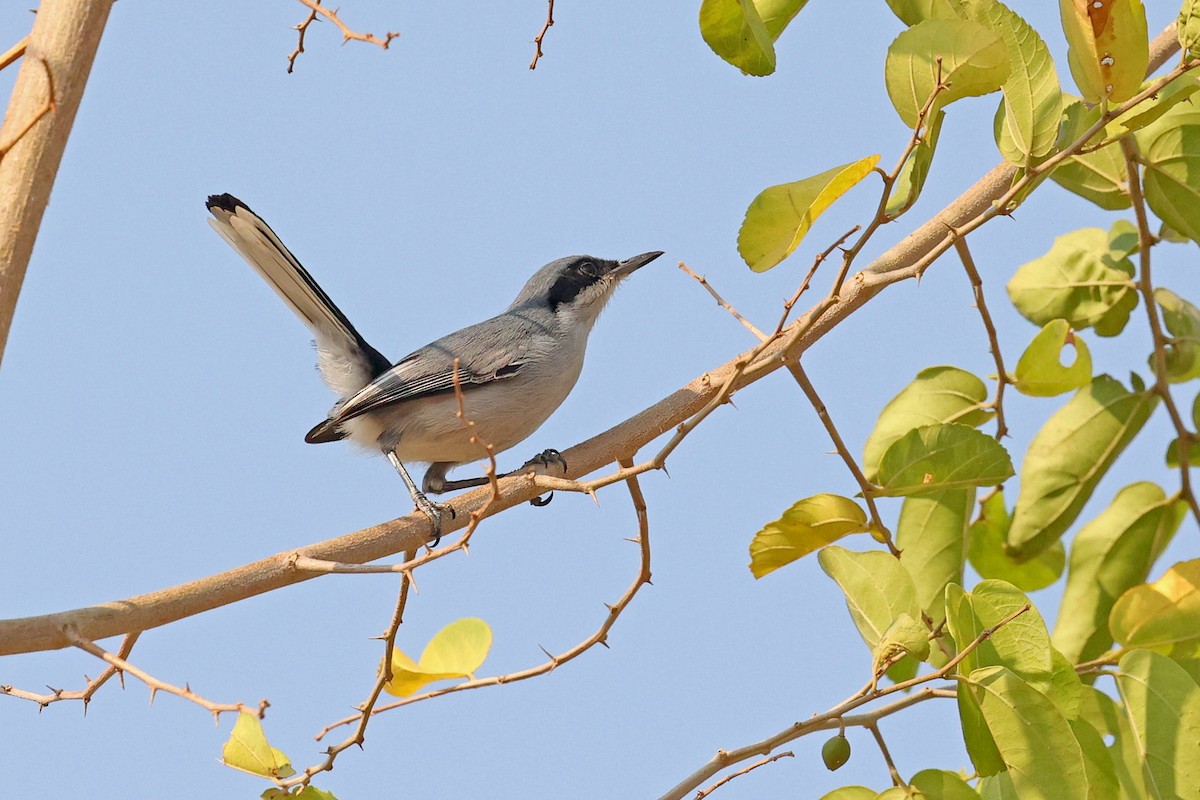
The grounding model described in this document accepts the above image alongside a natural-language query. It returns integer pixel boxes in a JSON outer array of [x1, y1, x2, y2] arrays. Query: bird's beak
[[613, 250, 664, 279]]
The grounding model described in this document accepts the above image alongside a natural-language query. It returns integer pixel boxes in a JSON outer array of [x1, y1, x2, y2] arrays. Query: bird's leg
[[386, 451, 454, 545], [514, 449, 568, 506]]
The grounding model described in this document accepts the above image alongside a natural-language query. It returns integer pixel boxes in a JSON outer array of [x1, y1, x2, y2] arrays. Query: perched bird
[[206, 193, 661, 536]]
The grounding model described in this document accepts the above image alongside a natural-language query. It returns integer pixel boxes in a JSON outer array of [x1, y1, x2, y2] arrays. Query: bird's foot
[[413, 493, 455, 547], [520, 449, 567, 507]]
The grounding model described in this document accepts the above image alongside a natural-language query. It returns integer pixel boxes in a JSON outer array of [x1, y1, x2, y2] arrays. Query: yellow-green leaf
[[1154, 288, 1200, 383], [885, 0, 964, 25], [863, 366, 995, 482], [1007, 375, 1157, 561], [876, 423, 1014, 496], [898, 488, 973, 625], [1052, 482, 1185, 665], [698, 0, 809, 77], [818, 545, 921, 654], [1110, 559, 1200, 658], [872, 612, 932, 675], [738, 155, 879, 271], [749, 494, 868, 578], [885, 19, 1010, 129], [1013, 319, 1093, 397], [385, 617, 493, 697], [222, 713, 295, 779], [886, 108, 945, 219], [968, 490, 1066, 592], [1181, 0, 1200, 57], [1114, 649, 1200, 799], [1050, 98, 1131, 210], [1059, 0, 1149, 104]]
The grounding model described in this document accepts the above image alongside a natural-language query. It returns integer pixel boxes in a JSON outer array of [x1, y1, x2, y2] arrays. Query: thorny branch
[[529, 0, 556, 70], [1119, 137, 1200, 527], [315, 458, 652, 740], [694, 752, 794, 799], [287, 0, 398, 73], [1, 632, 140, 712], [281, 548, 416, 788], [952, 236, 1010, 440], [66, 628, 264, 722], [658, 604, 1030, 800]]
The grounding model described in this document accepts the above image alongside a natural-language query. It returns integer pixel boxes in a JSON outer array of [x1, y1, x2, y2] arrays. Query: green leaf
[[964, 666, 1088, 798], [1014, 319, 1093, 397], [1052, 482, 1185, 664], [292, 788, 338, 800], [1182, 0, 1200, 58], [885, 19, 1010, 129], [385, 617, 493, 697], [817, 789, 876, 800], [886, 108, 945, 219], [1069, 717, 1121, 800], [863, 366, 994, 481], [873, 612, 932, 675], [945, 580, 1052, 690], [1166, 437, 1200, 467], [749, 494, 868, 578], [1077, 684, 1151, 798], [1140, 107, 1200, 244], [818, 546, 921, 654], [1108, 217, 1140, 257], [909, 769, 983, 800], [1058, 0, 1149, 104], [885, 0, 964, 25], [221, 713, 295, 779], [1006, 375, 1157, 561], [876, 423, 1014, 497], [1154, 288, 1200, 383], [738, 155, 879, 272], [1115, 649, 1200, 799], [1007, 226, 1138, 336], [698, 0, 808, 76], [1116, 77, 1200, 134], [897, 488, 973, 624], [1110, 559, 1200, 658], [964, 0, 1063, 165], [1050, 98, 1131, 210], [968, 490, 1066, 592]]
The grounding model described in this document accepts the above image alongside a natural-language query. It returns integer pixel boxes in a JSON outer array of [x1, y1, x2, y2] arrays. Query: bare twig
[[66, 628, 262, 721], [283, 548, 416, 787], [529, 0, 555, 70], [952, 236, 1009, 440], [866, 721, 905, 788], [694, 752, 793, 799], [679, 261, 767, 341], [286, 1, 321, 73], [1120, 138, 1200, 526], [1, 632, 139, 712], [291, 0, 398, 55], [315, 458, 652, 740], [658, 603, 1030, 800], [0, 35, 29, 72]]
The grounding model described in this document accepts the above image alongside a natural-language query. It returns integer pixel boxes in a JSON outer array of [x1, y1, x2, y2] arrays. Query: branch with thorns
[[314, 456, 652, 740], [529, 0, 556, 70], [1, 632, 139, 712], [287, 0, 399, 73], [952, 236, 1010, 440], [658, 603, 1030, 800]]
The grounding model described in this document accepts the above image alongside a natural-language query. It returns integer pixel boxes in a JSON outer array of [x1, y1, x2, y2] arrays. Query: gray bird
[[206, 194, 661, 536]]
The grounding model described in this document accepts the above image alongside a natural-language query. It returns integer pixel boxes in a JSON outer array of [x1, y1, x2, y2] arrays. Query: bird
[[205, 193, 661, 538]]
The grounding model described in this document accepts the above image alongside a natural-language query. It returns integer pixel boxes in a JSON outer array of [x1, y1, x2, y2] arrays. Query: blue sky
[[1, 2, 1196, 798]]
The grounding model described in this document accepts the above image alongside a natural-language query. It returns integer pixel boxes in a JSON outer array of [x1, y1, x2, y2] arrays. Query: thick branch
[[0, 25, 1183, 659], [0, 0, 115, 369]]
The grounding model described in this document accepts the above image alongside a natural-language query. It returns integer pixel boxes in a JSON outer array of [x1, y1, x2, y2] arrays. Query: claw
[[522, 448, 568, 474], [530, 492, 554, 507]]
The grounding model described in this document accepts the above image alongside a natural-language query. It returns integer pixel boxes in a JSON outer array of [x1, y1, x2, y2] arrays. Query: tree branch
[[0, 0, 115, 369], [0, 26, 1184, 660]]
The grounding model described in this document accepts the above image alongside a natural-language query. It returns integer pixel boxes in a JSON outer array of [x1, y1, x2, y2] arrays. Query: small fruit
[[822, 733, 851, 771]]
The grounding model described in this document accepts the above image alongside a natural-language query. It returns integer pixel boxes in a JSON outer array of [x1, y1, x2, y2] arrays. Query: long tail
[[205, 194, 390, 404]]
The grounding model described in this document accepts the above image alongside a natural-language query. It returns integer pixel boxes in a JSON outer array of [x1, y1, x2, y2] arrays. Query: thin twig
[[787, 360, 895, 553], [286, 0, 321, 73], [0, 632, 140, 712], [679, 262, 767, 341], [0, 55, 56, 158], [0, 35, 29, 72], [65, 628, 262, 721], [314, 458, 652, 740], [283, 549, 416, 787], [694, 752, 794, 799], [953, 236, 1009, 440], [291, 0, 398, 53], [1120, 138, 1200, 526], [529, 0, 555, 70], [865, 721, 905, 788], [657, 603, 1029, 800]]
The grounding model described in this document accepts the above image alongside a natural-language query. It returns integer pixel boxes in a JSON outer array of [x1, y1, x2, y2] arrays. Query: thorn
[[661, 464, 671, 479], [599, 640, 611, 649], [623, 537, 638, 544], [603, 602, 614, 612], [148, 687, 158, 705], [539, 645, 554, 660]]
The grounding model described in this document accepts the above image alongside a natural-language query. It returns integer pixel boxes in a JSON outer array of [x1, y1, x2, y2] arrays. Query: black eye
[[548, 258, 605, 310]]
